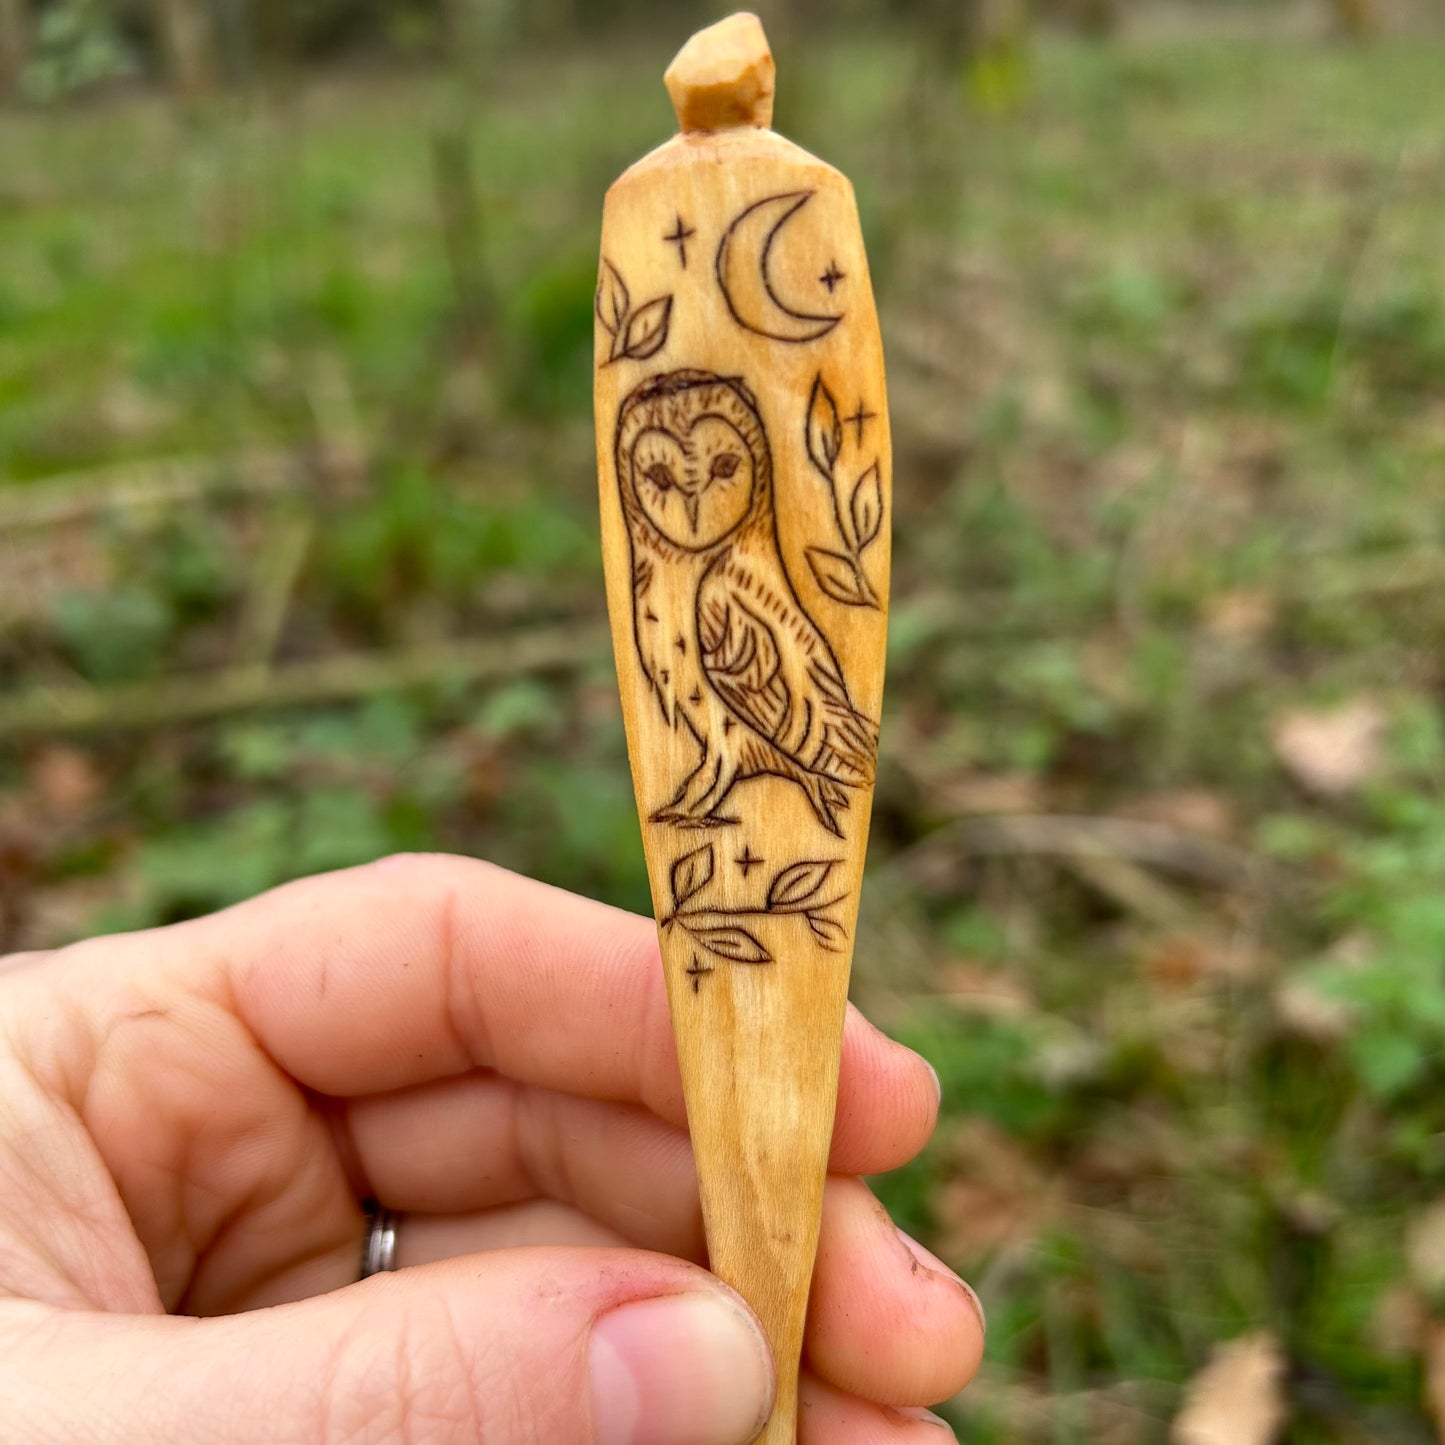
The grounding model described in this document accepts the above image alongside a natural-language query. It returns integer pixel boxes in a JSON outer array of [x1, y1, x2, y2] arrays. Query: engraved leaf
[[808, 915, 848, 951], [670, 843, 715, 910], [806, 546, 878, 609], [767, 859, 838, 909], [595, 259, 629, 336], [849, 463, 883, 551], [806, 374, 842, 479], [620, 295, 673, 361], [691, 925, 772, 965]]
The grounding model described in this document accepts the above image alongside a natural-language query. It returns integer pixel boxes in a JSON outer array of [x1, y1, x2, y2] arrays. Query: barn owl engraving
[[616, 368, 878, 837]]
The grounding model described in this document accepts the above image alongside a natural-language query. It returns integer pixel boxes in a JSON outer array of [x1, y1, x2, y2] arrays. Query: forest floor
[[3, 24, 1445, 1444]]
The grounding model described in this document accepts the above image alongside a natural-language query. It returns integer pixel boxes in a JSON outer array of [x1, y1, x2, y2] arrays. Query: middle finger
[[339, 1066, 930, 1226]]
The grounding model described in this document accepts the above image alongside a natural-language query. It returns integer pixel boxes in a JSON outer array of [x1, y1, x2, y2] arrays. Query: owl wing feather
[[632, 558, 673, 726], [696, 585, 792, 742], [697, 564, 877, 786]]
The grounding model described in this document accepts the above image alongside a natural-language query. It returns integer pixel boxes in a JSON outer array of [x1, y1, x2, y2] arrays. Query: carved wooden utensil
[[594, 13, 891, 1441]]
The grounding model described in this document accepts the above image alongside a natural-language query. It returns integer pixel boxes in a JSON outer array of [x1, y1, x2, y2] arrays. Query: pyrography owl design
[[616, 368, 877, 837]]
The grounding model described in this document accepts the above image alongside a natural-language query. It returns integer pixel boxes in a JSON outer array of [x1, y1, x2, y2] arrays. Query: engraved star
[[820, 260, 845, 293], [844, 401, 876, 445], [663, 215, 696, 268], [736, 846, 764, 878], [675, 635, 687, 655], [686, 954, 713, 993]]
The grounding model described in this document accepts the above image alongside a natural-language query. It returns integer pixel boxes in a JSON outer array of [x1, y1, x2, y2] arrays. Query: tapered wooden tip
[[664, 12, 774, 133]]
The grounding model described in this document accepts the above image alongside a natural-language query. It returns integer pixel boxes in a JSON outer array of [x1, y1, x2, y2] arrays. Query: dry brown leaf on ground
[[935, 960, 1036, 1017], [1118, 789, 1238, 840], [1270, 697, 1386, 795], [1273, 976, 1355, 1043], [936, 1176, 1047, 1265], [1140, 932, 1264, 989], [1170, 1332, 1288, 1445], [1203, 588, 1277, 641], [935, 1118, 1061, 1263], [29, 746, 103, 818]]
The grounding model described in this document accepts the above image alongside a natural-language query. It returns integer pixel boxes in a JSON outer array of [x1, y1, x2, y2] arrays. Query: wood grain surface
[[594, 14, 892, 1441]]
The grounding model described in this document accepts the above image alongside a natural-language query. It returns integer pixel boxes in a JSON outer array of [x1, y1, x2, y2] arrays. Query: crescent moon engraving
[[715, 191, 843, 344]]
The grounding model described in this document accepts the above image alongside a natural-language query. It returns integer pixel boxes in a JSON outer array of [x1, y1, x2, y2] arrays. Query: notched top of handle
[[664, 12, 774, 133]]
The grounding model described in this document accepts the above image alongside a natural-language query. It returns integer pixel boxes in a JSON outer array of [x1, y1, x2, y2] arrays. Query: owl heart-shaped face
[[629, 408, 757, 551]]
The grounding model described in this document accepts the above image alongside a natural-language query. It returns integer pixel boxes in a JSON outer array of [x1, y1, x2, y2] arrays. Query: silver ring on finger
[[359, 1199, 402, 1280]]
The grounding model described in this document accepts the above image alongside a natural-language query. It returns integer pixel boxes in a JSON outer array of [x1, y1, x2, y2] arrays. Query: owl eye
[[644, 462, 676, 490], [710, 454, 741, 480]]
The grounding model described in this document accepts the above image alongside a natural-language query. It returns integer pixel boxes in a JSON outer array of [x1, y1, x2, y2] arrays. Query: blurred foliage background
[[3, 0, 1445, 1439]]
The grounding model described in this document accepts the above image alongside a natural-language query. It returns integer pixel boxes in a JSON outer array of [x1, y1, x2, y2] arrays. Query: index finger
[[111, 854, 938, 1151]]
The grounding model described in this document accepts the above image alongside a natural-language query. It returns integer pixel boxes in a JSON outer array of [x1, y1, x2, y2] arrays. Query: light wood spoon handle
[[594, 15, 891, 1441]]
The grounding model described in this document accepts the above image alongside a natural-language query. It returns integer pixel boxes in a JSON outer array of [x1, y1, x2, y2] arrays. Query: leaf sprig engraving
[[662, 842, 848, 968], [803, 375, 883, 609], [670, 842, 715, 908], [596, 259, 673, 365]]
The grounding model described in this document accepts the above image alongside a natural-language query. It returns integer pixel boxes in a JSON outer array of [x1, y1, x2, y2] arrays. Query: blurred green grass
[[4, 21, 1445, 1443]]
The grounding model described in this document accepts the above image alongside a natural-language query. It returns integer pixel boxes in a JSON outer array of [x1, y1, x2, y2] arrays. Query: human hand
[[0, 854, 982, 1443]]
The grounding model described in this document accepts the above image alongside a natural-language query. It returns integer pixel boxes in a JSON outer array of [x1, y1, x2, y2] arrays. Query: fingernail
[[959, 1278, 987, 1335], [590, 1290, 775, 1445], [893, 1404, 957, 1432], [925, 1059, 942, 1107], [898, 1229, 987, 1335]]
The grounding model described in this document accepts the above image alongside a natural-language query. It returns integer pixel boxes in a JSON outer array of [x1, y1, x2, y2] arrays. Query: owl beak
[[683, 492, 701, 534]]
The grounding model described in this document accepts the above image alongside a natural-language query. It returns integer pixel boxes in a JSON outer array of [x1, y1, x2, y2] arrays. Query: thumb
[[0, 1247, 775, 1445]]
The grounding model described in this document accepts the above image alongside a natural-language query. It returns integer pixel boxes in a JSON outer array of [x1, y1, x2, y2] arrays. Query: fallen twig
[[1062, 849, 1205, 930], [899, 812, 1273, 893], [0, 624, 609, 739], [0, 450, 304, 531]]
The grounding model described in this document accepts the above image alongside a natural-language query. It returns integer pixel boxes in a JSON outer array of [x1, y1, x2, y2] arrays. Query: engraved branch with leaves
[[803, 374, 882, 609], [596, 258, 673, 366], [660, 842, 848, 966]]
